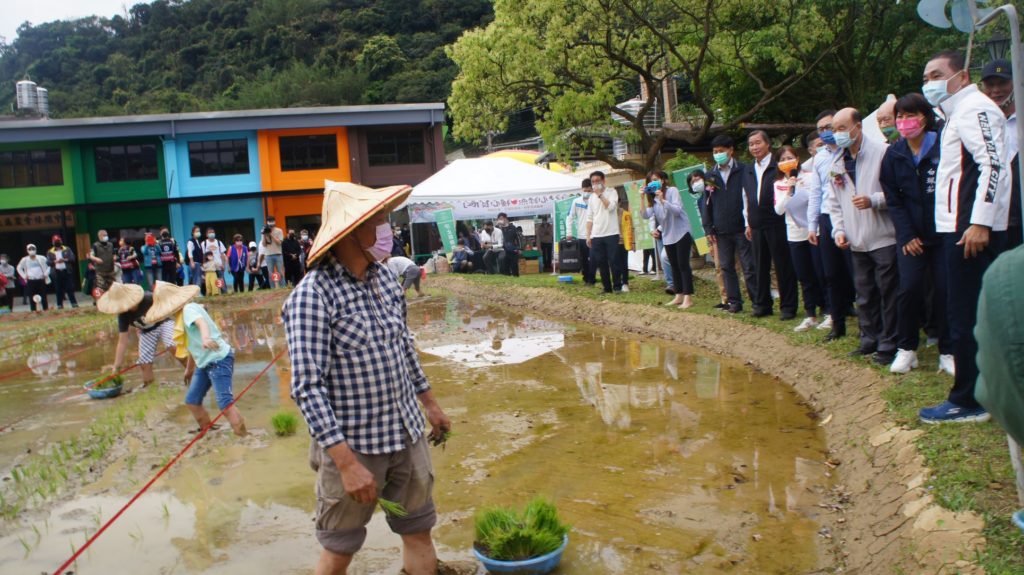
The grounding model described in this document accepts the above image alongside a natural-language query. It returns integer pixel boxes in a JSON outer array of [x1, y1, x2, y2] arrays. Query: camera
[[262, 225, 273, 235], [644, 181, 662, 195]]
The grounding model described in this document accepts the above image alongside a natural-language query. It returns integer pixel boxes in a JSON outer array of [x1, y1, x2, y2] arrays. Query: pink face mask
[[365, 223, 393, 261], [896, 117, 924, 140]]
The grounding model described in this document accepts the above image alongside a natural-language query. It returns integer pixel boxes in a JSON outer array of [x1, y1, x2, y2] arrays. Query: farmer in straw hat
[[144, 281, 247, 436], [98, 282, 188, 387], [283, 180, 453, 575]]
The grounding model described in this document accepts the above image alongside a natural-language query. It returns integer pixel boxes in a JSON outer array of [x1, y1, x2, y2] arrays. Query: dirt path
[[432, 276, 986, 575]]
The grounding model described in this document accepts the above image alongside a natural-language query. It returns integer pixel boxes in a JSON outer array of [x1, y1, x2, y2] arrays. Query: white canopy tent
[[401, 157, 581, 223]]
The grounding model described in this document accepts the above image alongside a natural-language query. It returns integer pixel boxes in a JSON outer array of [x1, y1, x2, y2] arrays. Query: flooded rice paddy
[[0, 295, 832, 574]]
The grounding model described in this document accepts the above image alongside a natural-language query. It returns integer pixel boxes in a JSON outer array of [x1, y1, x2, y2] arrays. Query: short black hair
[[815, 109, 837, 123], [894, 93, 938, 132], [589, 170, 605, 181], [205, 250, 214, 256], [496, 212, 508, 219], [685, 169, 706, 189], [930, 50, 966, 72], [711, 135, 734, 149], [802, 130, 820, 149], [581, 178, 593, 188], [484, 220, 494, 226]]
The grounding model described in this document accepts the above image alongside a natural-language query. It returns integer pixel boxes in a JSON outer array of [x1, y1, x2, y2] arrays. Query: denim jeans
[[121, 267, 142, 286], [190, 262, 204, 294], [265, 254, 285, 288], [185, 352, 235, 410]]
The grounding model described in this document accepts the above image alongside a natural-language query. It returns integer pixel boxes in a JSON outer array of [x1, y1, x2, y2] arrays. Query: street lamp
[[987, 32, 1011, 61]]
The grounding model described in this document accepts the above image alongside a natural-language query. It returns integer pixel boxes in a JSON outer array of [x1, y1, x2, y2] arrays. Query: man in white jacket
[[918, 50, 1012, 424], [565, 178, 595, 285], [826, 108, 898, 367]]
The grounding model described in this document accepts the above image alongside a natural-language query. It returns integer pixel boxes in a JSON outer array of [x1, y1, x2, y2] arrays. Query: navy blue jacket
[[879, 133, 941, 247], [704, 160, 747, 235]]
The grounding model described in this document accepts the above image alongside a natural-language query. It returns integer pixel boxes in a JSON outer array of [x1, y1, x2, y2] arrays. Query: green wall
[[78, 137, 167, 204], [0, 141, 75, 210]]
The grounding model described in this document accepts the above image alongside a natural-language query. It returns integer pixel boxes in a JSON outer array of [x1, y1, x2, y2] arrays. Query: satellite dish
[[917, 0, 994, 32]]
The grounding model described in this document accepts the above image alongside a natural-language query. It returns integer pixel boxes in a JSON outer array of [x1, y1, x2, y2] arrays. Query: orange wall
[[265, 193, 324, 227], [257, 127, 351, 191]]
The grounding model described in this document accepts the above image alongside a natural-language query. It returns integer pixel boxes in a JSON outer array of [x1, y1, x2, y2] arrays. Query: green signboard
[[434, 208, 457, 253], [553, 197, 575, 243], [623, 180, 655, 251], [670, 164, 709, 255]]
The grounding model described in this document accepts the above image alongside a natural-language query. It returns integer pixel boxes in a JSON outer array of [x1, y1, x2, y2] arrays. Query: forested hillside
[[0, 0, 493, 118]]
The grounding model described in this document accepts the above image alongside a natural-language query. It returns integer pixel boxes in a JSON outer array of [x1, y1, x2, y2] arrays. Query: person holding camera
[[262, 215, 285, 288], [643, 171, 694, 307]]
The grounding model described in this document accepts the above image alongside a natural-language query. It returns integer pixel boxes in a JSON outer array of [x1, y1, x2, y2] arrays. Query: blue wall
[[169, 196, 264, 287], [163, 131, 261, 199]]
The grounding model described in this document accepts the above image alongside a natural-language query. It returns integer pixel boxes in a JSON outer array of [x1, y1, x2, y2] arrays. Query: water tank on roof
[[16, 80, 37, 111], [35, 87, 49, 117]]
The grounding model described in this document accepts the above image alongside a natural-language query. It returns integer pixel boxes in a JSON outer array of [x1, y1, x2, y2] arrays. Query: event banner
[[552, 197, 575, 243], [669, 164, 709, 255], [623, 181, 655, 251], [434, 208, 458, 253], [407, 192, 576, 224]]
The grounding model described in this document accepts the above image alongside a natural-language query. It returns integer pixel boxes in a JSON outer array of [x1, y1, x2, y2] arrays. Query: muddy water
[[0, 296, 831, 574]]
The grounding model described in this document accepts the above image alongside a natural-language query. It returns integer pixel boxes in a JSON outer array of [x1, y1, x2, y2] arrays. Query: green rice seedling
[[17, 535, 30, 556], [161, 502, 170, 519], [429, 429, 456, 450], [270, 411, 299, 437], [378, 498, 408, 518], [474, 497, 569, 561]]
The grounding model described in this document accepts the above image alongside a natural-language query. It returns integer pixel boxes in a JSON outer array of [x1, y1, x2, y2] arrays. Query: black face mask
[[53, 242, 62, 248], [161, 232, 170, 239]]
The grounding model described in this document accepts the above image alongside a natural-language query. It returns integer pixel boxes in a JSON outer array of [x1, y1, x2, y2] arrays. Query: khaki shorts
[[308, 435, 436, 555]]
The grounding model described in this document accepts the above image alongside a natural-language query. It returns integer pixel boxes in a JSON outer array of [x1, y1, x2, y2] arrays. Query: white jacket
[[935, 84, 1012, 233], [825, 135, 896, 252]]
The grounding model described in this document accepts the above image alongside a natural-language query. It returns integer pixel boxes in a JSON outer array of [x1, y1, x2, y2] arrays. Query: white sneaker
[[938, 354, 956, 376], [816, 315, 833, 331], [794, 317, 818, 332], [889, 349, 919, 374], [620, 285, 630, 293]]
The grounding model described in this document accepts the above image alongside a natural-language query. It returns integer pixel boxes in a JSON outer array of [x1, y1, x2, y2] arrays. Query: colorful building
[[0, 104, 445, 287]]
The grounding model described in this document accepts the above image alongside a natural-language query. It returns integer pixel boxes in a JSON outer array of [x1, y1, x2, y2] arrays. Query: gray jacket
[[825, 136, 896, 252]]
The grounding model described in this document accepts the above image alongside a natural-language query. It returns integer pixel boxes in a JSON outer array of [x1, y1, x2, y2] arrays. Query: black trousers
[[945, 231, 1007, 409], [500, 250, 519, 276], [232, 270, 246, 293], [591, 235, 621, 292], [751, 224, 798, 314], [285, 259, 302, 286], [26, 278, 48, 311], [483, 250, 501, 274], [160, 262, 178, 284], [896, 242, 950, 353], [817, 214, 856, 331], [540, 242, 553, 272], [664, 234, 694, 295], [53, 269, 77, 307], [716, 232, 757, 307], [642, 248, 656, 273], [576, 239, 594, 284], [789, 240, 827, 317]]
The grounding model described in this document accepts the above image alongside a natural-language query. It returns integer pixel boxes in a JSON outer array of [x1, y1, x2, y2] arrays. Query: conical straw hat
[[305, 180, 412, 266], [143, 281, 200, 324], [96, 282, 144, 314]]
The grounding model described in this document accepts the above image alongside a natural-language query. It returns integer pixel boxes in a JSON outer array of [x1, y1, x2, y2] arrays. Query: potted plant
[[473, 497, 570, 575], [84, 374, 124, 399]]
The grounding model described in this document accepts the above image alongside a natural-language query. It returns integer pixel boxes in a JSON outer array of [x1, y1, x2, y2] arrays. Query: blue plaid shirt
[[282, 256, 429, 454]]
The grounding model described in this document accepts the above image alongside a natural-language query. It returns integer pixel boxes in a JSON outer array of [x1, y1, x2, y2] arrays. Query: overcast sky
[[1, 0, 141, 44]]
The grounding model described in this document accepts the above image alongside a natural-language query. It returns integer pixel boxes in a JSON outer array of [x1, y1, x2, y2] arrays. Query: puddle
[[0, 296, 831, 574]]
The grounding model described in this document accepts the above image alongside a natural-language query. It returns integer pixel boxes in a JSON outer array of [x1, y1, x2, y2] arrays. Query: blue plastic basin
[[557, 275, 574, 283], [473, 535, 568, 575], [1013, 509, 1024, 533], [84, 381, 123, 400]]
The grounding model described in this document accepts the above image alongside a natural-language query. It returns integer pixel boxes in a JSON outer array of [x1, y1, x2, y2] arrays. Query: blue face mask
[[819, 129, 836, 146], [833, 131, 854, 149], [922, 70, 962, 108]]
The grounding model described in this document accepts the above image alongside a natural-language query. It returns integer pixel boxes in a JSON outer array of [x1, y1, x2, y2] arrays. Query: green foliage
[[0, 0, 494, 117], [270, 411, 298, 437], [474, 496, 569, 561], [663, 150, 706, 174]]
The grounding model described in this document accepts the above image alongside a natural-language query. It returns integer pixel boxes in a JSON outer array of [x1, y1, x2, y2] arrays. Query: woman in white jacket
[[774, 144, 829, 332]]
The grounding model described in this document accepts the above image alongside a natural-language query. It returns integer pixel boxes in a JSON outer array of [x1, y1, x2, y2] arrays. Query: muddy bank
[[431, 276, 986, 575]]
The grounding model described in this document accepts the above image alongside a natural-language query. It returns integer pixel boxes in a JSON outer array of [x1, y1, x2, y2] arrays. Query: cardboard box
[[519, 259, 540, 274]]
